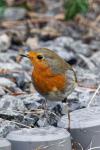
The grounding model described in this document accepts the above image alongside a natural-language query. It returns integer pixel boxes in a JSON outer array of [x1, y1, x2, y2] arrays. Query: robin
[[21, 48, 77, 128]]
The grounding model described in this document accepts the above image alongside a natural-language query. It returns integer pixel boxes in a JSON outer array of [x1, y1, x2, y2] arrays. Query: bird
[[21, 48, 77, 129]]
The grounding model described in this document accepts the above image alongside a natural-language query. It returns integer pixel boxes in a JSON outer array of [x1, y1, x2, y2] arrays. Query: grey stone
[[7, 126, 71, 150], [0, 34, 11, 52], [0, 95, 27, 112], [0, 77, 16, 88], [0, 138, 11, 150], [0, 119, 18, 137], [0, 86, 5, 96], [4, 8, 26, 21], [71, 40, 90, 56]]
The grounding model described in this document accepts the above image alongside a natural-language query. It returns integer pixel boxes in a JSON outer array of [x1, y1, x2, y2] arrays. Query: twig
[[87, 84, 100, 107], [1, 118, 31, 128], [88, 146, 100, 150], [9, 120, 32, 128], [0, 108, 44, 116], [72, 141, 83, 150], [78, 54, 96, 71]]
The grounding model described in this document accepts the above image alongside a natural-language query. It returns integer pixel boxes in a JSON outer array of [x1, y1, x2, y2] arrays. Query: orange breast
[[32, 68, 66, 95]]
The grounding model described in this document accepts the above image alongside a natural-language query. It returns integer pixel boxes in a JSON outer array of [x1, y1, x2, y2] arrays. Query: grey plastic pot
[[7, 126, 71, 150], [0, 138, 11, 150], [58, 106, 100, 149]]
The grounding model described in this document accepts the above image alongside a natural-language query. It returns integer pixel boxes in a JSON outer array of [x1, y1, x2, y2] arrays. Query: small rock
[[20, 58, 32, 71], [0, 86, 5, 96], [24, 101, 41, 110], [71, 40, 91, 56], [89, 40, 100, 51], [63, 24, 82, 39], [0, 110, 24, 122], [37, 117, 49, 127], [0, 118, 18, 137], [57, 115, 68, 128], [10, 26, 28, 44], [4, 7, 26, 20], [6, 0, 15, 6], [0, 50, 17, 62], [12, 72, 31, 91], [0, 34, 11, 52], [68, 99, 81, 111], [0, 78, 16, 88], [22, 115, 39, 127], [54, 36, 74, 47], [90, 51, 100, 69], [22, 93, 44, 110], [51, 103, 63, 116], [0, 62, 22, 71], [0, 95, 27, 112], [47, 112, 60, 126], [26, 37, 39, 49]]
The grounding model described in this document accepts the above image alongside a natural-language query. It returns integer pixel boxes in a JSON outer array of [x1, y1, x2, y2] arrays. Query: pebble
[[4, 8, 26, 21], [0, 78, 16, 88], [0, 95, 27, 112], [26, 37, 39, 49], [0, 118, 18, 137], [0, 86, 5, 96], [0, 62, 22, 70], [0, 34, 11, 52]]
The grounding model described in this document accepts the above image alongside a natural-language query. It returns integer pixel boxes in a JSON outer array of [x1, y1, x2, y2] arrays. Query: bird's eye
[[37, 55, 44, 60]]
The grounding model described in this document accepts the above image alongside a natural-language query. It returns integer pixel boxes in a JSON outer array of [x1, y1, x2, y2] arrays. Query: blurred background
[[0, 0, 100, 142]]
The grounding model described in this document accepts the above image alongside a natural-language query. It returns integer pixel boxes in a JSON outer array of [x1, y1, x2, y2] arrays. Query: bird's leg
[[44, 98, 47, 110], [68, 110, 71, 132], [41, 98, 47, 110], [62, 98, 71, 131], [43, 98, 48, 117]]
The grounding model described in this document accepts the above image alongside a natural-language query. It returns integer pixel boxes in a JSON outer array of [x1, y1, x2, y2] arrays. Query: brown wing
[[64, 62, 77, 96]]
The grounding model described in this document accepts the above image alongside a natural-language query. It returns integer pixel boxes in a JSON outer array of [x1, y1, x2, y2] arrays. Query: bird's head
[[20, 48, 66, 73]]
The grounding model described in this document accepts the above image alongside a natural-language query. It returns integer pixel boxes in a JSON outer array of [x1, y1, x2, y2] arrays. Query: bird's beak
[[20, 54, 28, 58]]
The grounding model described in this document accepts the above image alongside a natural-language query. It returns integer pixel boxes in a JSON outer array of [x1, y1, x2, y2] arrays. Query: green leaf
[[0, 0, 6, 7], [0, 0, 6, 19], [77, 0, 88, 13], [64, 0, 89, 20]]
